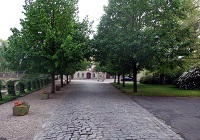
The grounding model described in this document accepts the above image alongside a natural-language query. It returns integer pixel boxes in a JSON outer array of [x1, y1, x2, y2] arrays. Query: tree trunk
[[0, 91, 2, 101], [67, 75, 69, 84], [122, 72, 125, 87], [60, 74, 63, 87], [117, 74, 120, 84], [51, 73, 55, 93], [0, 83, 2, 101], [114, 75, 116, 83], [159, 73, 165, 85], [133, 62, 137, 93]]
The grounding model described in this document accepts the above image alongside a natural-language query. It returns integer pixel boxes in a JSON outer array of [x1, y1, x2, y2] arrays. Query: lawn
[[112, 83, 200, 97]]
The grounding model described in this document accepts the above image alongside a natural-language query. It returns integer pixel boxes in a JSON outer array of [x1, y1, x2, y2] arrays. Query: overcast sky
[[0, 0, 108, 40]]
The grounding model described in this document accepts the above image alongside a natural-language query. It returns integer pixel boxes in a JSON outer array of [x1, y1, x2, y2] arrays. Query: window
[[77, 73, 79, 77], [82, 73, 84, 77]]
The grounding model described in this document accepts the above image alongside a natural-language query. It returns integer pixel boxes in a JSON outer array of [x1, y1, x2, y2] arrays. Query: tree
[[56, 18, 92, 87], [3, 0, 91, 93], [94, 0, 154, 92], [93, 0, 200, 93], [145, 0, 200, 84], [0, 39, 9, 72]]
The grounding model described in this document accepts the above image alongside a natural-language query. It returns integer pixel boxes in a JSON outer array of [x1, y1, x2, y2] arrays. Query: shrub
[[0, 81, 2, 101], [48, 78, 51, 84], [140, 68, 185, 85], [32, 80, 37, 90], [43, 78, 47, 86], [1, 95, 17, 104], [18, 81, 26, 95], [7, 80, 16, 96], [45, 78, 51, 85], [26, 81, 32, 91], [140, 74, 159, 84], [36, 79, 41, 89], [15, 82, 19, 91], [40, 79, 44, 88], [176, 66, 200, 89]]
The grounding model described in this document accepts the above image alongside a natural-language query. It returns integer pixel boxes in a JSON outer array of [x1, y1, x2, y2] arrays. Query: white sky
[[0, 0, 108, 40]]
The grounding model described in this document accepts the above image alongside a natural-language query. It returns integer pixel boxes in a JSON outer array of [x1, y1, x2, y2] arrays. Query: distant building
[[73, 71, 112, 80], [73, 60, 112, 80]]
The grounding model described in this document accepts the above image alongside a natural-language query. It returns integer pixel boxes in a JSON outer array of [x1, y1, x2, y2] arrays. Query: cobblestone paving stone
[[34, 80, 183, 140]]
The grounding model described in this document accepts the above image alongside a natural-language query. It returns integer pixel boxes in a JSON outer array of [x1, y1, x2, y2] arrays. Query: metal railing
[[0, 72, 23, 80]]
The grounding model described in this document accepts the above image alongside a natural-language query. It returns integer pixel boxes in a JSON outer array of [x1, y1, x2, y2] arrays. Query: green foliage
[[94, 62, 108, 73], [36, 79, 40, 89], [64, 59, 91, 76], [176, 66, 200, 89], [26, 81, 32, 91], [2, 0, 92, 93], [93, 0, 199, 92], [140, 68, 185, 85], [20, 74, 50, 91], [145, 0, 200, 81], [140, 74, 159, 85], [0, 75, 51, 104], [0, 95, 17, 105], [43, 79, 47, 86], [0, 80, 5, 89], [7, 80, 16, 96], [32, 80, 37, 90], [40, 79, 44, 88], [46, 78, 51, 85], [18, 81, 26, 95], [0, 81, 2, 101], [113, 83, 200, 97]]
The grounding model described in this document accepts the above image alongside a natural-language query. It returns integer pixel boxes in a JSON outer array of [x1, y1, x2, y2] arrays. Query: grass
[[112, 83, 200, 97]]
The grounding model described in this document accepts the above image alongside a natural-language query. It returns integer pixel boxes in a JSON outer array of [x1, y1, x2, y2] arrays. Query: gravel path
[[34, 80, 183, 140], [0, 80, 184, 140], [0, 82, 68, 140]]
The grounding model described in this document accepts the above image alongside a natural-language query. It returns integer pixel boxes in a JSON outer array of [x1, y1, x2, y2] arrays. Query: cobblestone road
[[34, 80, 183, 140]]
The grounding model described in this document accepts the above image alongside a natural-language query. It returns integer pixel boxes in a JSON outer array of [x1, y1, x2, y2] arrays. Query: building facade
[[73, 71, 112, 81]]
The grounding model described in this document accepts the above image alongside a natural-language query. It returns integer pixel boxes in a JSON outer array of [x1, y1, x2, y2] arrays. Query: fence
[[0, 72, 23, 80]]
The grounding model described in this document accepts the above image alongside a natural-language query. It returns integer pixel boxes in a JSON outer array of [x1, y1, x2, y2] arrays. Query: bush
[[0, 95, 17, 104], [0, 81, 2, 101], [176, 66, 200, 89], [18, 81, 26, 95], [140, 74, 159, 84], [36, 79, 41, 89], [48, 78, 51, 84], [40, 79, 44, 88], [26, 81, 32, 91], [7, 80, 16, 96], [32, 80, 37, 90], [43, 78, 50, 86], [140, 68, 185, 85], [43, 78, 47, 86]]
